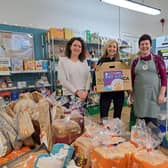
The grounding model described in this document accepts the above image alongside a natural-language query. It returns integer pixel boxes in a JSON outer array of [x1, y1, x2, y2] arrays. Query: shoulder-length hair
[[65, 37, 86, 62], [102, 39, 120, 60]]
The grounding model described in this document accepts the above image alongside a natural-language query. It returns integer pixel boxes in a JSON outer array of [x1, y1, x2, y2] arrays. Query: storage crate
[[129, 105, 136, 131], [123, 97, 128, 106], [86, 104, 100, 116]]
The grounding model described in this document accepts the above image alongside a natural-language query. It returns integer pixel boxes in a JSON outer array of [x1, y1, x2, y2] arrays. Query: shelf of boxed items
[[0, 83, 51, 92], [10, 70, 48, 74], [119, 45, 132, 65], [47, 38, 102, 58], [119, 44, 132, 49], [49, 38, 101, 45], [0, 70, 48, 75], [0, 70, 51, 92]]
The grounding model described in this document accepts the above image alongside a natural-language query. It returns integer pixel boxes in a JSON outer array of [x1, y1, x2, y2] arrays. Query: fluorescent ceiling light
[[101, 0, 161, 15]]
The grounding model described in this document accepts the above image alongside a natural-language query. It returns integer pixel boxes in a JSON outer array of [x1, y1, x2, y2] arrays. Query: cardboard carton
[[95, 61, 132, 92], [24, 60, 35, 70], [64, 28, 74, 40], [48, 28, 64, 39]]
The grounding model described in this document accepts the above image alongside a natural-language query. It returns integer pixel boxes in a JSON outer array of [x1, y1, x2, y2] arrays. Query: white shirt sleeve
[[84, 60, 91, 90]]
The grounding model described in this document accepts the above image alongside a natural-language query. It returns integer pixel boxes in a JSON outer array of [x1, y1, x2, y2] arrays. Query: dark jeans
[[100, 91, 124, 119]]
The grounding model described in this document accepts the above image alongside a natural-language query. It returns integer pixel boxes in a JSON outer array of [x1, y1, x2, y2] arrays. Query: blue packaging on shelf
[[162, 135, 168, 148], [42, 60, 48, 70], [11, 91, 19, 100], [159, 124, 166, 133]]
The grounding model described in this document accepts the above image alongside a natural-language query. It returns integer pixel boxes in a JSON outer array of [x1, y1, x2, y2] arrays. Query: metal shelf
[[0, 84, 51, 92], [50, 38, 101, 46], [11, 70, 48, 74], [0, 70, 48, 76], [119, 45, 132, 49], [0, 71, 10, 76]]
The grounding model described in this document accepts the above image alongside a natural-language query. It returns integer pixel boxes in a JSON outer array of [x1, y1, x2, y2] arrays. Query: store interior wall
[[0, 0, 168, 39]]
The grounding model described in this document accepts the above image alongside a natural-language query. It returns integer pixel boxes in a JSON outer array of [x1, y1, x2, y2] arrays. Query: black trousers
[[100, 91, 124, 119], [139, 117, 158, 126]]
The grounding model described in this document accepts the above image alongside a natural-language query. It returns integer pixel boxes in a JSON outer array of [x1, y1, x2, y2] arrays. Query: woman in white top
[[58, 37, 90, 101]]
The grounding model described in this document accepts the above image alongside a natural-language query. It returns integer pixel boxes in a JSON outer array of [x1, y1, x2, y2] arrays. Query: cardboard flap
[[96, 61, 130, 71]]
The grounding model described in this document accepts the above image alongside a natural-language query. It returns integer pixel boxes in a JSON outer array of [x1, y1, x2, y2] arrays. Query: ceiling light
[[101, 0, 161, 15]]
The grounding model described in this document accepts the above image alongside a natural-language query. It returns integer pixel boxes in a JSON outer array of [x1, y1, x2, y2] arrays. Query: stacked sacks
[[0, 91, 53, 157]]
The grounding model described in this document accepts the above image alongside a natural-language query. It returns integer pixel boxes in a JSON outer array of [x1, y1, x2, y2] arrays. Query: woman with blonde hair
[[92, 39, 124, 123], [102, 39, 120, 60]]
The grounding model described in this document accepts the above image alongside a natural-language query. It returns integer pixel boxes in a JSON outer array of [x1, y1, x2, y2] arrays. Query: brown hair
[[138, 34, 152, 46], [65, 37, 86, 62], [102, 39, 120, 60]]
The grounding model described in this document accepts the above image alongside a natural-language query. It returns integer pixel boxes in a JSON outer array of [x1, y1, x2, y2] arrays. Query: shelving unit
[[0, 70, 48, 75], [119, 45, 132, 64], [0, 71, 10, 76], [119, 45, 132, 49], [47, 38, 102, 59], [0, 28, 51, 96], [0, 83, 51, 92], [0, 70, 51, 93], [11, 70, 48, 74]]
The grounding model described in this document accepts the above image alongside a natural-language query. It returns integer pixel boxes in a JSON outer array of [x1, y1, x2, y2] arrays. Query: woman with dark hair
[[92, 40, 125, 122], [65, 37, 86, 62], [131, 34, 167, 125], [58, 37, 90, 101]]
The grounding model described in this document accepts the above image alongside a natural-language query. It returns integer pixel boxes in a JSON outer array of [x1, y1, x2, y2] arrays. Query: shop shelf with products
[[119, 44, 132, 65], [0, 70, 51, 92], [86, 42, 102, 71], [0, 71, 10, 76], [0, 24, 54, 103], [0, 54, 50, 92]]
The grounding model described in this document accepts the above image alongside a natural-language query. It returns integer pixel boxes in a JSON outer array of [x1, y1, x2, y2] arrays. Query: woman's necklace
[[141, 54, 151, 70], [142, 62, 148, 70]]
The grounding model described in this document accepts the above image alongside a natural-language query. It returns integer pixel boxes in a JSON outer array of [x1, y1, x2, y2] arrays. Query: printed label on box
[[104, 71, 124, 91]]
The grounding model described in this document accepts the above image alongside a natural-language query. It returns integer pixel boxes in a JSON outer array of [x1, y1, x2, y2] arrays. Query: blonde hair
[[102, 39, 120, 59]]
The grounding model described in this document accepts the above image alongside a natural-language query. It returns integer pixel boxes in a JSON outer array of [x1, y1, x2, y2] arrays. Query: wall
[[0, 0, 168, 39]]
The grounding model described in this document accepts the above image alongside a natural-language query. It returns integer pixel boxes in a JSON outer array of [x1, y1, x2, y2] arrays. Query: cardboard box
[[48, 28, 64, 39], [35, 60, 43, 70], [0, 57, 11, 71], [24, 60, 35, 70], [64, 28, 74, 40], [11, 58, 23, 71], [95, 62, 132, 92]]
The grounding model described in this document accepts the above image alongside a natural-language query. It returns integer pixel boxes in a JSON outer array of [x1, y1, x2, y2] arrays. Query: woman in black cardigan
[[92, 40, 124, 123]]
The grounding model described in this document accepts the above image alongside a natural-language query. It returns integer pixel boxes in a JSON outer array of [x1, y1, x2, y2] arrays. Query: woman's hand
[[76, 90, 88, 101], [158, 86, 166, 104], [157, 94, 165, 105], [129, 91, 134, 104], [93, 86, 97, 93]]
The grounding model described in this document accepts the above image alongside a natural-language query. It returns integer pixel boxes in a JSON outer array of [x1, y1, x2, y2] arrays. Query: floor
[[87, 106, 131, 130]]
